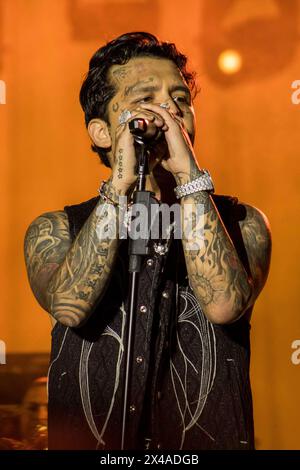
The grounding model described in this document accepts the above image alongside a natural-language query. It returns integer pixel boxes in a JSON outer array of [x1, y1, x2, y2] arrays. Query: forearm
[[176, 169, 253, 324], [47, 183, 125, 327]]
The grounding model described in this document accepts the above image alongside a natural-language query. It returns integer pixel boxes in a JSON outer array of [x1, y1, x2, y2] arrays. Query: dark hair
[[79, 32, 196, 167]]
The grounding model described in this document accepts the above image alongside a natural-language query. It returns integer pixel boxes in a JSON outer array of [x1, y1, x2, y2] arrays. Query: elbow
[[51, 311, 86, 328], [204, 281, 254, 325], [203, 305, 239, 325], [50, 300, 92, 328], [198, 293, 253, 325], [204, 309, 241, 325]]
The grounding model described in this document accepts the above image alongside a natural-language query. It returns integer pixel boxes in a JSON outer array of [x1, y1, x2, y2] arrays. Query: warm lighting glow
[[218, 49, 242, 74]]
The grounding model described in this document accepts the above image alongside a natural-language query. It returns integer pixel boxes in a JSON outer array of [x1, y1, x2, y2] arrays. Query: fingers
[[118, 108, 169, 134], [130, 109, 168, 131], [139, 103, 183, 128]]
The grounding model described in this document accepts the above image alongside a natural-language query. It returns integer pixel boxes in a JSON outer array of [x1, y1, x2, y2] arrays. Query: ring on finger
[[119, 109, 132, 125]]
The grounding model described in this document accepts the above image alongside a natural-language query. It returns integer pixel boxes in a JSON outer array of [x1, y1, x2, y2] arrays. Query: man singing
[[24, 32, 271, 450]]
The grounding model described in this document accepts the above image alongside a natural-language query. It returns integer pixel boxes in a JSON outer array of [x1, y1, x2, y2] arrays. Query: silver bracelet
[[97, 181, 120, 207], [174, 170, 214, 199]]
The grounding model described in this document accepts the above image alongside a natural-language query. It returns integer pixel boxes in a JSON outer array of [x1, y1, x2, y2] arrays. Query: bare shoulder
[[24, 210, 71, 312], [238, 203, 272, 300]]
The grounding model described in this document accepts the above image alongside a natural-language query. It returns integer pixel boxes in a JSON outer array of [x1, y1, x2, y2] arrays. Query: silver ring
[[119, 109, 132, 125]]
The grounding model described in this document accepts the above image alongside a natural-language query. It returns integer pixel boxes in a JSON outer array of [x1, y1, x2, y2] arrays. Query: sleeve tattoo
[[177, 165, 271, 323], [24, 187, 121, 327]]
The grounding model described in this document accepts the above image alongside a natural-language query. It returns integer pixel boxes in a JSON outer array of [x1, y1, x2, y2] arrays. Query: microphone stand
[[121, 119, 153, 450]]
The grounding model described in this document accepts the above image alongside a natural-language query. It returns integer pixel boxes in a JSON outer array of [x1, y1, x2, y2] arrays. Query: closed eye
[[134, 96, 153, 104], [173, 95, 190, 104]]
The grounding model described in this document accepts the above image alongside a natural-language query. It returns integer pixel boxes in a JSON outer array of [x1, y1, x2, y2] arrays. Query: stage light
[[218, 49, 242, 75]]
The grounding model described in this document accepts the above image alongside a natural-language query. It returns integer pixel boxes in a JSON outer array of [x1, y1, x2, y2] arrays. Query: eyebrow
[[169, 84, 191, 96], [125, 84, 158, 97], [125, 83, 191, 98]]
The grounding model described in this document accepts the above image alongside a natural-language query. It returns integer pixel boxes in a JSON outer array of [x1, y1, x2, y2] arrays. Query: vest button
[[140, 305, 147, 313], [129, 404, 136, 413], [162, 291, 169, 299], [147, 258, 154, 267], [136, 356, 143, 364]]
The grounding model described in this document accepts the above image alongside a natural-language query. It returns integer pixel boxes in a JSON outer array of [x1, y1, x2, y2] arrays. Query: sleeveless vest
[[48, 194, 255, 450]]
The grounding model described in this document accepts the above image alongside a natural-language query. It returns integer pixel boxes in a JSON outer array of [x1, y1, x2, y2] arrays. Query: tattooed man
[[24, 32, 271, 450]]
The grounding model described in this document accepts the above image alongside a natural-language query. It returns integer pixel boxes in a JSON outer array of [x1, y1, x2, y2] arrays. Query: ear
[[88, 119, 111, 149]]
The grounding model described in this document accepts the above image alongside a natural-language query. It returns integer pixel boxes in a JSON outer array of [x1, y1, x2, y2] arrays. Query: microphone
[[129, 118, 163, 143]]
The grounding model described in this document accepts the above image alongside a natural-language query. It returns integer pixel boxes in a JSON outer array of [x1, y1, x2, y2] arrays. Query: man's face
[[106, 56, 195, 166]]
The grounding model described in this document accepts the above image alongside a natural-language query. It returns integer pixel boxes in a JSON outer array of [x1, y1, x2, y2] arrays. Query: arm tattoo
[[24, 211, 71, 311], [179, 162, 254, 323], [117, 148, 124, 179], [239, 205, 272, 300], [24, 181, 123, 327]]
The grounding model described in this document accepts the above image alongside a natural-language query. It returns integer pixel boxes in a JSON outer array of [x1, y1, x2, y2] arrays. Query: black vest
[[48, 194, 255, 450]]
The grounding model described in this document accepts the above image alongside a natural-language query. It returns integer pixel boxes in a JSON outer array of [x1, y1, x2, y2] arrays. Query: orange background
[[0, 0, 299, 449]]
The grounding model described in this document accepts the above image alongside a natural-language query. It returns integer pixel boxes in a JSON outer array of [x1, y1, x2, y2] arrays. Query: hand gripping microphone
[[129, 118, 163, 143]]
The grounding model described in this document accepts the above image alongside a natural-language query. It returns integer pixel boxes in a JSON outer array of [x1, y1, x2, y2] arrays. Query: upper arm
[[239, 204, 272, 304], [24, 210, 72, 313]]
